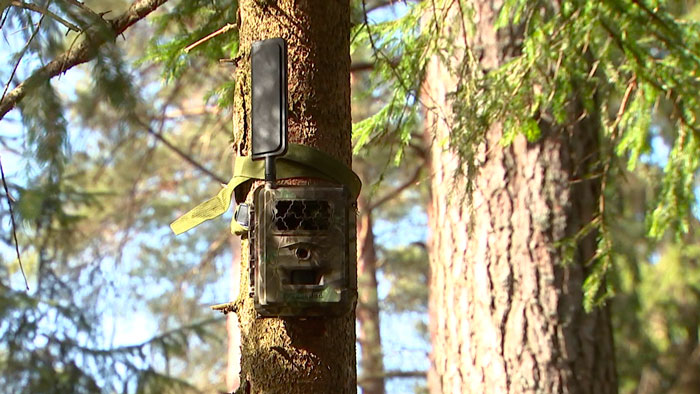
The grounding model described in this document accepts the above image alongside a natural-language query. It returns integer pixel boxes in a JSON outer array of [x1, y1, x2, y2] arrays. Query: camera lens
[[295, 247, 310, 260]]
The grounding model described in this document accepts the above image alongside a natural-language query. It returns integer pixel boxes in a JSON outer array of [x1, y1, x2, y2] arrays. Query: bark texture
[[422, 1, 617, 393], [227, 236, 242, 392], [232, 1, 355, 393], [356, 193, 385, 394]]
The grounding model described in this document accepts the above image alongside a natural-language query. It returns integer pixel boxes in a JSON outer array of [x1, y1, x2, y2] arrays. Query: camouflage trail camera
[[244, 38, 356, 317], [170, 39, 360, 318], [248, 184, 356, 316]]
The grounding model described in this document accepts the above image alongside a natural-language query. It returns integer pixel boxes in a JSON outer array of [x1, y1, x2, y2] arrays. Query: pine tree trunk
[[231, 1, 355, 392], [422, 2, 617, 393], [357, 193, 385, 394], [227, 235, 241, 392]]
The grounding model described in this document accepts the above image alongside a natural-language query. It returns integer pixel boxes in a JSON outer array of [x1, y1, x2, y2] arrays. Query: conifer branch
[[0, 0, 169, 121], [9, 1, 81, 32], [361, 0, 413, 100]]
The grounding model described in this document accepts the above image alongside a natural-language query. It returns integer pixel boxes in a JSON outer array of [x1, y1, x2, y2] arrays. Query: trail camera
[[244, 38, 355, 317], [248, 185, 354, 317]]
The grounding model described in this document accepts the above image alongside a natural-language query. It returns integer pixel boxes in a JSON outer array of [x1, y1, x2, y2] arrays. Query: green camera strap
[[170, 143, 362, 236]]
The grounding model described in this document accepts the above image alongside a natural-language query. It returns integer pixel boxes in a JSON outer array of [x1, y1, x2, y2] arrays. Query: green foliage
[[352, 108, 430, 390], [472, 0, 700, 242], [0, 280, 219, 393], [206, 79, 236, 108], [18, 79, 68, 176], [351, 1, 431, 162], [1, 0, 236, 391], [0, 2, 73, 64], [144, 0, 240, 82], [93, 46, 139, 112], [612, 234, 700, 392], [355, 0, 700, 309], [142, 36, 194, 83], [4, 0, 700, 392], [649, 128, 699, 238], [0, 149, 227, 392], [353, 7, 700, 392]]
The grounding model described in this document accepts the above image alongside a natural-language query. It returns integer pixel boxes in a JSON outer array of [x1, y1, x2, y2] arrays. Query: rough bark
[[232, 1, 355, 393], [422, 1, 617, 393], [227, 235, 242, 392], [356, 192, 385, 394]]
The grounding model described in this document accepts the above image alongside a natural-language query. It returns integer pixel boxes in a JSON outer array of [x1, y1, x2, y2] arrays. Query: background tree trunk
[[232, 1, 355, 393], [356, 192, 385, 394], [422, 1, 617, 393]]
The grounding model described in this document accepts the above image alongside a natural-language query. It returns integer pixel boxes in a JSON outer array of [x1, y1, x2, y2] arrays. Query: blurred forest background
[[0, 0, 699, 393]]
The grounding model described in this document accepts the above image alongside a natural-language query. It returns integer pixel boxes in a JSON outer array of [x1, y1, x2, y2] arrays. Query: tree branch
[[367, 163, 422, 211], [0, 0, 169, 121], [0, 154, 29, 290], [350, 58, 399, 73], [184, 22, 236, 54], [357, 370, 426, 385], [10, 1, 81, 32], [350, 61, 374, 73], [137, 118, 228, 185]]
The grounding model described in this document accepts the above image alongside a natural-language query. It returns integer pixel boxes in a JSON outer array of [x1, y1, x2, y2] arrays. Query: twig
[[184, 23, 236, 54], [10, 1, 81, 32], [194, 231, 228, 274], [136, 118, 227, 184], [1, 13, 45, 104], [360, 0, 434, 129], [210, 302, 236, 313], [357, 370, 426, 385], [0, 154, 29, 290], [59, 26, 83, 77], [367, 163, 422, 211], [0, 5, 11, 31], [211, 299, 240, 314], [611, 76, 636, 130], [362, 0, 411, 96]]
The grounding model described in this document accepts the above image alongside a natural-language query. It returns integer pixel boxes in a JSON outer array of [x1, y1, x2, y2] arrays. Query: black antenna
[[251, 38, 288, 185]]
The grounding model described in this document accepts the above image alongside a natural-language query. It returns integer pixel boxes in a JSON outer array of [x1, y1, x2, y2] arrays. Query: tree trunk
[[356, 192, 385, 394], [422, 2, 617, 393], [227, 235, 242, 392], [232, 1, 355, 393]]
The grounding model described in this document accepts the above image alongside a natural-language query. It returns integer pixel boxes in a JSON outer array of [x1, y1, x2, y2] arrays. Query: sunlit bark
[[423, 1, 617, 393]]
